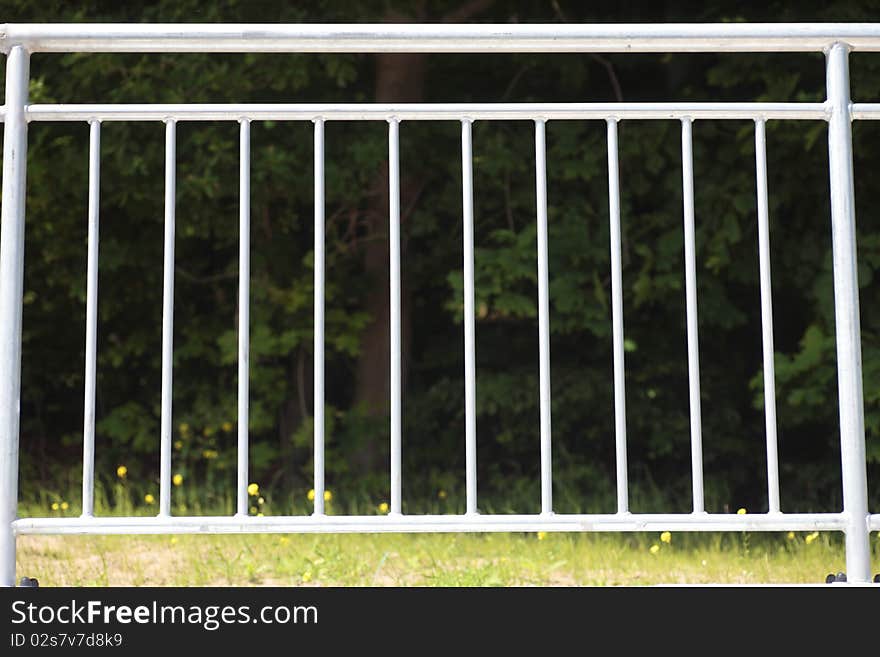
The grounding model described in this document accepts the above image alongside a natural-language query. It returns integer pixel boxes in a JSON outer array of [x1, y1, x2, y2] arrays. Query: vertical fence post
[[826, 42, 872, 583], [0, 45, 30, 587]]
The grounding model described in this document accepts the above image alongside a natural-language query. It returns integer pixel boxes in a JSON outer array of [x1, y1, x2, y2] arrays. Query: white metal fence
[[1, 23, 877, 585]]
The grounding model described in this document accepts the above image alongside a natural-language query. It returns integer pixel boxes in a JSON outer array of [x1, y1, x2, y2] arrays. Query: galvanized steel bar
[[22, 102, 829, 123], [313, 118, 325, 516], [681, 118, 705, 514], [0, 45, 29, 587], [159, 119, 176, 517], [535, 119, 553, 515], [826, 43, 871, 583], [236, 119, 251, 517], [754, 119, 781, 514], [461, 119, 477, 515], [607, 119, 629, 515], [81, 120, 101, 518], [5, 23, 880, 53], [11, 512, 849, 535], [388, 119, 402, 515]]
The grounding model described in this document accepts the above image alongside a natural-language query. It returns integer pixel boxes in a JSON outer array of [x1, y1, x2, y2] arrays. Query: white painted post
[[826, 42, 872, 583], [0, 45, 30, 586]]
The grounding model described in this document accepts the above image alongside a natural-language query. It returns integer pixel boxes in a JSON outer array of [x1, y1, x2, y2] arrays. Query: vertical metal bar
[[607, 119, 629, 515], [388, 118, 402, 515], [0, 46, 29, 587], [313, 118, 325, 516], [159, 119, 175, 517], [461, 119, 477, 515], [754, 119, 781, 514], [81, 120, 101, 518], [236, 119, 251, 517], [681, 117, 705, 514], [826, 42, 871, 583], [535, 119, 553, 515]]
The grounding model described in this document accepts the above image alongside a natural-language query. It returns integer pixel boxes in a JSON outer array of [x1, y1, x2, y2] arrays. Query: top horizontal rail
[[3, 23, 880, 54]]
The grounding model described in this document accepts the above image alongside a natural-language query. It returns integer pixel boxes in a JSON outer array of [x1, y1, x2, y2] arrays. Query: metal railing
[[0, 23, 877, 585]]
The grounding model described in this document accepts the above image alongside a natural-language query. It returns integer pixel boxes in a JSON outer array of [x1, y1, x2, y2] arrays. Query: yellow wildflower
[[202, 449, 218, 460], [116, 465, 127, 479], [307, 489, 316, 501], [51, 502, 59, 511], [649, 544, 660, 554], [170, 537, 178, 545], [660, 531, 672, 544], [323, 490, 332, 502], [786, 531, 795, 541], [172, 473, 183, 486], [805, 531, 819, 545], [222, 421, 233, 433], [257, 497, 265, 505], [378, 502, 389, 514], [737, 508, 747, 515], [250, 506, 257, 514], [61, 501, 69, 510], [302, 571, 312, 583], [437, 489, 447, 500], [257, 512, 264, 517], [247, 483, 259, 496], [174, 440, 183, 450], [203, 426, 214, 437], [537, 531, 547, 540], [144, 493, 155, 505], [179, 423, 190, 435]]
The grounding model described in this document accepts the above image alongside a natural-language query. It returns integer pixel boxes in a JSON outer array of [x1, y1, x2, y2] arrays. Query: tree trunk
[[352, 51, 425, 472]]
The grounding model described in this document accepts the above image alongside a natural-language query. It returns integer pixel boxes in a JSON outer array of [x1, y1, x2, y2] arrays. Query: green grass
[[17, 526, 879, 586], [17, 488, 880, 586]]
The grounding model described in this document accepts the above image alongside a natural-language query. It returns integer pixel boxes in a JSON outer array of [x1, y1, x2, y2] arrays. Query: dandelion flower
[[736, 507, 747, 515], [170, 537, 178, 545], [202, 449, 218, 460], [307, 489, 316, 501], [660, 531, 672, 544], [257, 512, 264, 517], [649, 544, 660, 554], [172, 473, 183, 486], [179, 423, 190, 435], [786, 531, 796, 541], [116, 465, 127, 479], [805, 531, 819, 545], [60, 502, 69, 511], [438, 489, 447, 500], [257, 497, 265, 505], [174, 440, 183, 451], [537, 531, 547, 541], [378, 502, 389, 514], [51, 502, 59, 511], [222, 421, 233, 433], [302, 571, 312, 583], [323, 490, 332, 502], [144, 493, 155, 505], [247, 483, 259, 496]]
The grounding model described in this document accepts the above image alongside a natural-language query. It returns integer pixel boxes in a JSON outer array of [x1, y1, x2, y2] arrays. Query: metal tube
[[607, 119, 629, 515], [388, 119, 402, 515], [5, 23, 880, 53], [681, 118, 705, 514], [313, 118, 325, 516], [159, 119, 175, 517], [826, 42, 871, 583], [236, 119, 250, 517], [11, 512, 849, 535], [535, 119, 552, 515], [461, 119, 477, 515], [81, 120, 100, 518], [22, 102, 829, 123], [754, 119, 781, 514], [0, 45, 29, 587]]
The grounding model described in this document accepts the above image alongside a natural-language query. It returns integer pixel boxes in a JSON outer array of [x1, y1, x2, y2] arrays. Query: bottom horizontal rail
[[12, 512, 848, 535]]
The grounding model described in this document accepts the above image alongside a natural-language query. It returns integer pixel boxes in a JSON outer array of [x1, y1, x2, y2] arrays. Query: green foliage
[[3, 0, 879, 514]]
